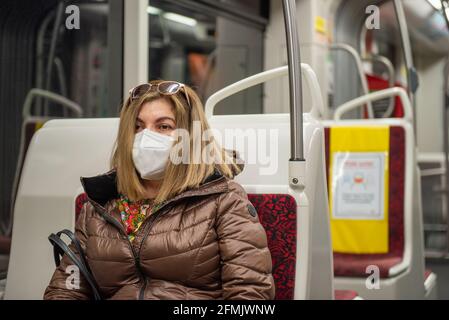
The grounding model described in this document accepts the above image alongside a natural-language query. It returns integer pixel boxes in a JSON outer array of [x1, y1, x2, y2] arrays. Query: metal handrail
[[205, 64, 324, 120], [334, 87, 413, 123], [282, 0, 310, 299], [394, 0, 419, 138], [44, 1, 65, 116], [330, 43, 374, 118], [282, 0, 304, 161], [362, 54, 396, 118], [23, 89, 83, 119], [439, 0, 449, 256]]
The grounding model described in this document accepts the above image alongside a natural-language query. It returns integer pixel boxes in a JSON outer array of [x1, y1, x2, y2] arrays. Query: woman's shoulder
[[214, 178, 262, 227], [78, 197, 119, 219], [78, 199, 97, 217], [213, 178, 249, 208], [223, 178, 247, 197]]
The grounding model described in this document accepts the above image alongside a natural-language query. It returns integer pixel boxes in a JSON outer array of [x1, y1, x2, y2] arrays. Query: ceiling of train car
[[150, 0, 268, 29], [335, 0, 449, 57], [377, 0, 449, 57]]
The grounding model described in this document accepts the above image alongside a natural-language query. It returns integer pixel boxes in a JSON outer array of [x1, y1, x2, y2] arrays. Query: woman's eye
[[158, 124, 173, 131]]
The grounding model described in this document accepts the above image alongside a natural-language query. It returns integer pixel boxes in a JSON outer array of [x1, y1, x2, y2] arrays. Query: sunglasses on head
[[128, 81, 191, 107]]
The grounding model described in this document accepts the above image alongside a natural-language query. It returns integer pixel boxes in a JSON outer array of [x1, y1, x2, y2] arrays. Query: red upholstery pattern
[[248, 194, 297, 300], [76, 192, 298, 299], [332, 254, 402, 278], [75, 193, 88, 222], [366, 74, 405, 118], [334, 290, 359, 300], [325, 126, 405, 278]]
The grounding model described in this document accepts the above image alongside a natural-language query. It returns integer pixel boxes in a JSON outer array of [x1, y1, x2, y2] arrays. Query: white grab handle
[[362, 54, 396, 118], [205, 64, 325, 119], [334, 87, 413, 123], [23, 88, 83, 119]]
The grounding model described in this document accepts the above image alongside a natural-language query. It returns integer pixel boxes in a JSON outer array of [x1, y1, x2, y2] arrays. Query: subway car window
[[148, 0, 268, 115], [0, 0, 122, 240]]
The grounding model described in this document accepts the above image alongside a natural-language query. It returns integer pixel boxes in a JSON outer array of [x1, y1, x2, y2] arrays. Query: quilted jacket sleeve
[[215, 181, 275, 300], [43, 202, 93, 300]]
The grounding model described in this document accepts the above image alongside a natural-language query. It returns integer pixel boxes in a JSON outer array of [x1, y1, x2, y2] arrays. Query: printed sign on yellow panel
[[329, 126, 389, 254]]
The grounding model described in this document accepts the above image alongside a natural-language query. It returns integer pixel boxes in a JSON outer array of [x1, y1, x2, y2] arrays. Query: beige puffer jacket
[[44, 169, 275, 300]]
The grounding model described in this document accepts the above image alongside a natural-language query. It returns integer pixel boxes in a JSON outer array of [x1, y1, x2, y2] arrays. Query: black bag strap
[[55, 229, 90, 270], [48, 230, 102, 300]]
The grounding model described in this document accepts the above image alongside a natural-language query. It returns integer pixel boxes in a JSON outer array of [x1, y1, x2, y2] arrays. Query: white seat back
[[209, 113, 333, 299], [5, 121, 118, 299]]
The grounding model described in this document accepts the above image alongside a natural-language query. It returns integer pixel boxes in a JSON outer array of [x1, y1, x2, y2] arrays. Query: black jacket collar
[[80, 168, 226, 208], [80, 170, 119, 207]]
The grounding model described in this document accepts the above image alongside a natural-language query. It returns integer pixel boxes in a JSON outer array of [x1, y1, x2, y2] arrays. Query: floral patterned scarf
[[116, 194, 154, 242]]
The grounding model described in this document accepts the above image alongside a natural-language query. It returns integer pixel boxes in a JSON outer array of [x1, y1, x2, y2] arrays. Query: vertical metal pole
[[393, 0, 419, 140], [36, 10, 56, 116], [440, 0, 449, 255], [44, 1, 65, 116], [443, 60, 449, 255], [108, 0, 124, 116], [282, 0, 304, 161], [282, 2, 309, 298]]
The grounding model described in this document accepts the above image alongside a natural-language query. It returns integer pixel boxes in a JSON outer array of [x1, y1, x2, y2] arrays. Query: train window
[[220, 0, 266, 17], [0, 0, 123, 235], [65, 2, 112, 117], [148, 0, 268, 115], [34, 1, 121, 118]]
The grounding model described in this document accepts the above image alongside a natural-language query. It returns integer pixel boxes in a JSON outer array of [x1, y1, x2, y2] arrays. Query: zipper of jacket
[[135, 207, 167, 300], [95, 201, 173, 300], [92, 203, 148, 299], [135, 255, 146, 300], [134, 179, 228, 298]]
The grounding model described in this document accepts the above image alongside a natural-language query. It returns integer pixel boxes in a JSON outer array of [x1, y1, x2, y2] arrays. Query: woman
[[44, 80, 275, 300]]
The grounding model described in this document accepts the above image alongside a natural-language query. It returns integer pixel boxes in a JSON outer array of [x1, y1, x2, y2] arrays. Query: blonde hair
[[111, 80, 241, 204]]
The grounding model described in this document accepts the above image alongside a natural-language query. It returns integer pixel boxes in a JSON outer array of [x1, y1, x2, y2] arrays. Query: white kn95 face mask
[[132, 129, 175, 180]]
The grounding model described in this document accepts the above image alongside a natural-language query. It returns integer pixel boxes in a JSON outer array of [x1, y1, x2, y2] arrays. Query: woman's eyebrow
[[155, 116, 176, 123]]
